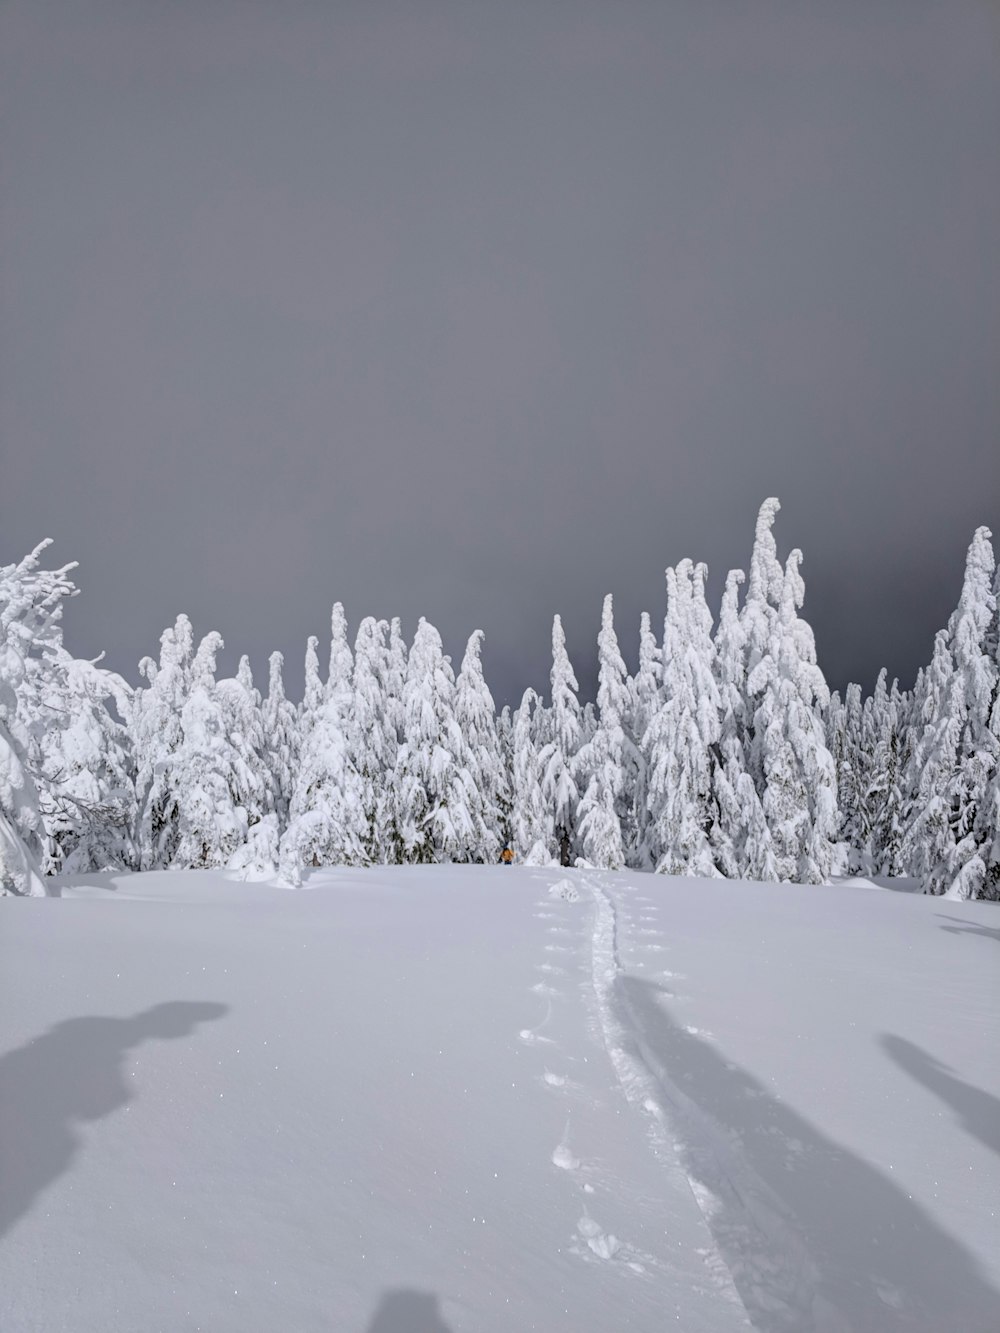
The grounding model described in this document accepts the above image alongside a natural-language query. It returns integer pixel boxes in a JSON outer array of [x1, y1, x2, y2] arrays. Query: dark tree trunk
[[559, 828, 572, 867]]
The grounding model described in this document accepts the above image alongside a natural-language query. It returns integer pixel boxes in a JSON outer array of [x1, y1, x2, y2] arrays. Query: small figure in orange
[[501, 846, 514, 866]]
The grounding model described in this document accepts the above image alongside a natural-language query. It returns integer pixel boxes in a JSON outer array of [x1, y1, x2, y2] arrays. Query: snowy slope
[[1, 867, 998, 1333]]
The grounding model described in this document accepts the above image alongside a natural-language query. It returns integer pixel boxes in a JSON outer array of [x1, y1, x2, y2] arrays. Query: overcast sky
[[2, 0, 998, 707]]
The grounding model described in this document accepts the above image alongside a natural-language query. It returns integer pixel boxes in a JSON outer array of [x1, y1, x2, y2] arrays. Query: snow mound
[[548, 878, 580, 901]]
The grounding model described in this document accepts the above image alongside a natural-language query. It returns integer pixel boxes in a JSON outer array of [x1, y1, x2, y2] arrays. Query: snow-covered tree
[[133, 614, 194, 870], [828, 682, 866, 870], [262, 651, 299, 833], [454, 630, 506, 863], [862, 671, 908, 877], [392, 618, 478, 863], [901, 631, 957, 889], [352, 618, 398, 863], [280, 606, 365, 882], [298, 635, 324, 748], [510, 688, 551, 864], [744, 545, 839, 883], [577, 596, 632, 869], [709, 567, 775, 879], [742, 497, 786, 689], [385, 617, 408, 747], [0, 541, 79, 894], [173, 631, 255, 869], [37, 657, 136, 875], [904, 528, 999, 898], [539, 615, 582, 866], [644, 561, 721, 877], [216, 656, 279, 876], [496, 704, 514, 850], [626, 611, 662, 868], [738, 771, 780, 882], [972, 554, 1000, 899], [722, 499, 840, 883]]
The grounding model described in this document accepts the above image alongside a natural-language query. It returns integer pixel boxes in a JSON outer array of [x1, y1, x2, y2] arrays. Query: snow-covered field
[[2, 868, 998, 1332]]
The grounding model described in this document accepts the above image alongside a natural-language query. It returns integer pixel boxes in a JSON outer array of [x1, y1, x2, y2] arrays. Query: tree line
[[1, 499, 997, 899]]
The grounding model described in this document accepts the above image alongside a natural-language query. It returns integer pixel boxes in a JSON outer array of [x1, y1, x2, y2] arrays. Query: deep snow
[[1, 867, 998, 1332]]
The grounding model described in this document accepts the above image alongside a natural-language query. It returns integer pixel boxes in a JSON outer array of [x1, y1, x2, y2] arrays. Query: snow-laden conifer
[[510, 688, 552, 864], [172, 632, 256, 869], [262, 651, 299, 833], [745, 548, 839, 882], [455, 630, 506, 863], [972, 556, 1000, 899], [577, 596, 631, 869], [539, 615, 582, 866], [738, 772, 780, 881], [298, 635, 324, 748], [0, 541, 80, 893], [496, 704, 514, 850], [829, 683, 866, 870], [392, 619, 479, 863], [626, 611, 661, 867], [280, 606, 365, 882], [742, 497, 786, 687], [133, 615, 194, 870], [710, 567, 774, 878], [862, 671, 907, 876], [351, 618, 399, 863], [904, 528, 999, 898], [216, 656, 279, 876], [644, 561, 721, 877], [901, 631, 956, 889], [940, 528, 999, 899], [38, 657, 136, 874], [386, 618, 408, 746]]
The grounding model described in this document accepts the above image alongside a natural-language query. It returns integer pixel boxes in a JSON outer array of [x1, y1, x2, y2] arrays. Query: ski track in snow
[[582, 871, 854, 1333], [523, 876, 661, 1282], [525, 868, 860, 1320]]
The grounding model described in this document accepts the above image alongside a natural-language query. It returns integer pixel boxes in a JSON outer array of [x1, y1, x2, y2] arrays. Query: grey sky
[[2, 0, 998, 707]]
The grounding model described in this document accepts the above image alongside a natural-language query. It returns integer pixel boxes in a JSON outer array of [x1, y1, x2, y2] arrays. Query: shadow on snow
[[365, 1288, 453, 1332], [0, 1001, 228, 1239], [614, 974, 1000, 1333], [935, 913, 1000, 945], [881, 1034, 1000, 1160]]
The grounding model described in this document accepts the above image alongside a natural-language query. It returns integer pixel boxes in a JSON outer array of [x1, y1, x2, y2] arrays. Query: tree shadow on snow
[[615, 975, 1000, 1333], [881, 1034, 1000, 1160], [935, 913, 1000, 945], [365, 1288, 453, 1332], [0, 1002, 228, 1239]]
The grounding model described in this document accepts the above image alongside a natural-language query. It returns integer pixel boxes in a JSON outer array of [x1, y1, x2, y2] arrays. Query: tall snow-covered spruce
[[262, 650, 299, 836], [280, 606, 365, 883], [738, 500, 840, 883], [351, 618, 398, 864], [510, 688, 551, 864], [644, 561, 722, 877], [903, 528, 999, 899], [132, 614, 193, 871], [1, 543, 78, 893], [454, 630, 506, 864], [1, 541, 136, 892], [577, 596, 632, 870], [39, 657, 136, 875], [539, 615, 582, 867], [393, 618, 477, 864]]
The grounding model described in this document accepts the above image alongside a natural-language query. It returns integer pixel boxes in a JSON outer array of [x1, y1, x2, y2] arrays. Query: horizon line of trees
[[1, 498, 997, 900]]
